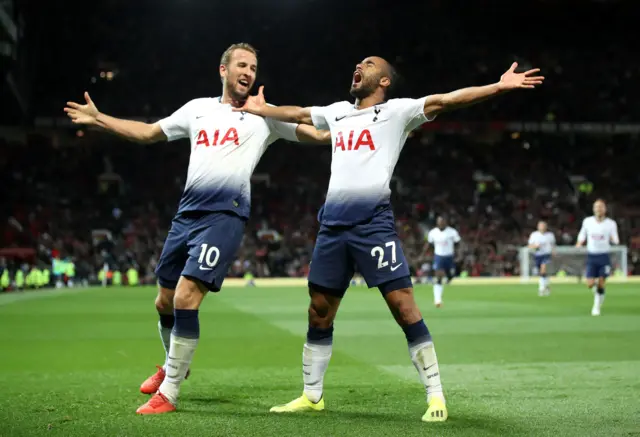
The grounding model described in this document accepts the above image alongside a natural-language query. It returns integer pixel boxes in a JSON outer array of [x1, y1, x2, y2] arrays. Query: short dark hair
[[383, 62, 400, 99], [220, 43, 258, 67]]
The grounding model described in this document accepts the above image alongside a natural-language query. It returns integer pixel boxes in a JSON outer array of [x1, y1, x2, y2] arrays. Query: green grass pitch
[[1, 283, 639, 436]]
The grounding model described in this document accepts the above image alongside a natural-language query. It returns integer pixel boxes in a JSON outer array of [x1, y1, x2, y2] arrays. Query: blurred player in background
[[576, 199, 619, 316], [425, 216, 460, 307], [64, 43, 330, 414], [528, 220, 556, 296], [238, 59, 543, 422]]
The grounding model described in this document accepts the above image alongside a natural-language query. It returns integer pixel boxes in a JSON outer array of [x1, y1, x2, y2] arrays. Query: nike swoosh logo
[[423, 363, 436, 372], [390, 263, 404, 272], [199, 265, 213, 271], [335, 115, 347, 121], [196, 116, 204, 119]]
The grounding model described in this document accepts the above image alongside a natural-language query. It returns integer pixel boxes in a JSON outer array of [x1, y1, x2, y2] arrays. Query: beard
[[350, 85, 372, 99], [226, 82, 250, 102], [349, 76, 377, 99]]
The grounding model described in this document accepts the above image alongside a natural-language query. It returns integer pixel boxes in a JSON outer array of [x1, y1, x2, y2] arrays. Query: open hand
[[64, 92, 100, 125], [499, 62, 544, 90]]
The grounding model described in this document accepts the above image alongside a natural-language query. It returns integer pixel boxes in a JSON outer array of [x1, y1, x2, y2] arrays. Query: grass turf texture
[[1, 283, 639, 437]]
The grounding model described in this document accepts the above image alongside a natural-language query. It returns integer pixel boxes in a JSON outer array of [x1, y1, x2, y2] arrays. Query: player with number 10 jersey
[[65, 43, 330, 415]]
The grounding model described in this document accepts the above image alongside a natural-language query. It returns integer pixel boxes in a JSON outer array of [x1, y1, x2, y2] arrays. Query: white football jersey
[[310, 97, 433, 225], [577, 216, 619, 254], [528, 231, 555, 255], [427, 227, 461, 256], [159, 98, 299, 217]]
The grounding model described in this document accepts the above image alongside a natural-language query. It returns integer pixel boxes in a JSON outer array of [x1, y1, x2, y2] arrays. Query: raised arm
[[422, 63, 545, 119], [235, 86, 314, 125], [64, 92, 166, 144]]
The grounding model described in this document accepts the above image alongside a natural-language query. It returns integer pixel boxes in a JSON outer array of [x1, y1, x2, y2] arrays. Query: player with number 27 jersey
[[306, 96, 432, 289], [238, 55, 544, 422]]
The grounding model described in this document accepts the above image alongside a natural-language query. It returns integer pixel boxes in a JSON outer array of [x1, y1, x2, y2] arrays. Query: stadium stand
[[2, 0, 639, 286]]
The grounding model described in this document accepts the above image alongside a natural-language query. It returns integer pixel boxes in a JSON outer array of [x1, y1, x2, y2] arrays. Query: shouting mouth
[[352, 70, 363, 86], [238, 78, 250, 90]]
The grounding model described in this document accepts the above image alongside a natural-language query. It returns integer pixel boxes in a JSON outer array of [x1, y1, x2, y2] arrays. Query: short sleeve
[[453, 230, 461, 243], [158, 100, 195, 141], [266, 118, 299, 142], [611, 221, 620, 244], [528, 233, 535, 245], [577, 219, 588, 242], [310, 106, 330, 130], [427, 231, 434, 243], [389, 97, 433, 132]]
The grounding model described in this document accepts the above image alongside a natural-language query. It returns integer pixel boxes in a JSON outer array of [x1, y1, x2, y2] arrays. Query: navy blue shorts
[[433, 255, 455, 273], [586, 253, 610, 279], [535, 254, 551, 269], [308, 207, 411, 296], [155, 211, 245, 291]]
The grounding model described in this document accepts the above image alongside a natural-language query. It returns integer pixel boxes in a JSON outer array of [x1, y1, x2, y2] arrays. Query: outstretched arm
[[64, 92, 166, 144], [295, 125, 331, 144], [235, 86, 314, 125], [266, 106, 314, 125], [422, 62, 545, 119]]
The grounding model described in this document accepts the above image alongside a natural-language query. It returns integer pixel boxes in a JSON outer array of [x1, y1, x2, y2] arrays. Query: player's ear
[[379, 76, 391, 88], [219, 64, 227, 82]]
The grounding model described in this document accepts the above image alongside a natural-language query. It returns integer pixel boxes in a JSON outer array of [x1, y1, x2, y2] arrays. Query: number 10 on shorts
[[198, 244, 220, 269], [371, 241, 397, 269]]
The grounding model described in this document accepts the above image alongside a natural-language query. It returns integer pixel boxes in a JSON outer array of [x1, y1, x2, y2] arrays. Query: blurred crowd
[[2, 0, 639, 286], [25, 1, 639, 123], [2, 129, 640, 285]]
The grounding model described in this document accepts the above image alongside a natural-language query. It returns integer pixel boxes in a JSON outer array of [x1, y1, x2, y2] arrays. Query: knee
[[309, 301, 329, 320], [396, 299, 420, 325], [308, 301, 334, 328], [387, 288, 422, 325], [155, 288, 174, 314], [174, 277, 207, 310], [308, 288, 338, 328]]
